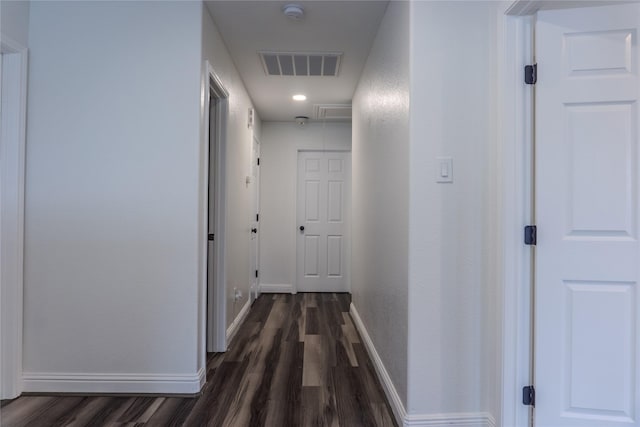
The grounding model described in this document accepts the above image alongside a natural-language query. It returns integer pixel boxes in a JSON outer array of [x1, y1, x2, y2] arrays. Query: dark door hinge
[[525, 64, 537, 85], [257, 157, 260, 166], [523, 385, 535, 406], [256, 213, 259, 222], [208, 233, 214, 241], [524, 225, 537, 245], [255, 270, 259, 278]]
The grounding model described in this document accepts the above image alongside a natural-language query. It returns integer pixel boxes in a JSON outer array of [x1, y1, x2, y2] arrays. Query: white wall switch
[[436, 157, 453, 183]]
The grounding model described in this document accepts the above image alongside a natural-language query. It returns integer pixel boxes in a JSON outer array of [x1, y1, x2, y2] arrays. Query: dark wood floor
[[1, 293, 397, 427]]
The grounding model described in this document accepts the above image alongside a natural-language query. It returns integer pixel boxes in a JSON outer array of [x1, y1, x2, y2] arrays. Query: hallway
[[1, 1, 501, 424], [1, 293, 396, 426]]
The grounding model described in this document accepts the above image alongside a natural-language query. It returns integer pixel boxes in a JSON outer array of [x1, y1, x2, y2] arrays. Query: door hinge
[[208, 233, 214, 241], [523, 385, 535, 406], [257, 157, 260, 166], [256, 213, 259, 222], [255, 270, 259, 278], [524, 225, 537, 245], [525, 64, 537, 85]]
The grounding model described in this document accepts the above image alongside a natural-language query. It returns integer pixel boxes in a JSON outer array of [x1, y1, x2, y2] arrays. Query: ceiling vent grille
[[313, 104, 352, 121], [259, 52, 342, 77]]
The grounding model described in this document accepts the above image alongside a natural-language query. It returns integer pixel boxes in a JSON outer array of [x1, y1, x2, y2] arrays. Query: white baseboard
[[259, 283, 295, 294], [349, 303, 407, 426], [404, 412, 496, 427], [226, 299, 251, 345], [349, 303, 495, 427], [22, 367, 205, 394]]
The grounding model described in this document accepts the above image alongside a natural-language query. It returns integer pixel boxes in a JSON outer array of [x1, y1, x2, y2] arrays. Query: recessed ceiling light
[[292, 94, 307, 101]]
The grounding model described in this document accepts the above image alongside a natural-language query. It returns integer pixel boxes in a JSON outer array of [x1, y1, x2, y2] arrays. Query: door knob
[[299, 226, 305, 232], [251, 228, 257, 233]]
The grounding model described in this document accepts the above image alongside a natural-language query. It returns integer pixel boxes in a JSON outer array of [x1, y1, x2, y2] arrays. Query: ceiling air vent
[[313, 104, 352, 121], [259, 52, 342, 77]]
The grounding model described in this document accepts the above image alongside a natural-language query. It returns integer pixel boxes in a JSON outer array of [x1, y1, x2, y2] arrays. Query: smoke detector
[[295, 116, 309, 125], [282, 4, 304, 21]]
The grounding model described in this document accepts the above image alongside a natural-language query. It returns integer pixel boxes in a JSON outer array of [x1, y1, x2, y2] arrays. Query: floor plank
[[0, 293, 397, 427], [144, 397, 198, 427]]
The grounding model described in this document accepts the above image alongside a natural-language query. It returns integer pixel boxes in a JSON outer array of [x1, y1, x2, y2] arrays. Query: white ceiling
[[204, 1, 389, 122]]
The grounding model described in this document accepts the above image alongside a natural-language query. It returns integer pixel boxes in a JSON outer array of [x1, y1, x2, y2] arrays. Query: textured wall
[[351, 1, 410, 407], [1, 1, 29, 47]]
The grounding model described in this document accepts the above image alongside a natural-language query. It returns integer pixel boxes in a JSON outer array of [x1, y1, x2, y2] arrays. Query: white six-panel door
[[296, 151, 350, 292], [535, 4, 640, 426]]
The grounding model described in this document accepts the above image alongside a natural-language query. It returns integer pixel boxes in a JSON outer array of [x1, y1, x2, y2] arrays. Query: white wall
[[23, 1, 204, 393], [407, 0, 499, 421], [1, 0, 29, 47], [201, 5, 260, 331], [259, 122, 351, 292], [351, 0, 409, 408]]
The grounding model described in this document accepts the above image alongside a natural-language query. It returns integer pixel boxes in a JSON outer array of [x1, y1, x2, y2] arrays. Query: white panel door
[[296, 151, 350, 292], [536, 5, 640, 426]]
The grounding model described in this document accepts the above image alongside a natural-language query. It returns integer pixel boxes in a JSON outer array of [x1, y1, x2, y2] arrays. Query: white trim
[[349, 303, 406, 427], [202, 60, 229, 354], [497, 4, 535, 427], [22, 368, 206, 395], [250, 134, 261, 303], [505, 0, 631, 16], [505, 0, 540, 15], [296, 148, 352, 153], [0, 35, 28, 400], [226, 299, 251, 345], [404, 413, 496, 427], [259, 283, 295, 294]]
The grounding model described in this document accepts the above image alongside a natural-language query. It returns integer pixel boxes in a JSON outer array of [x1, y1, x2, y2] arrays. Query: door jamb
[[202, 61, 229, 354], [498, 5, 534, 425], [0, 36, 28, 400], [250, 135, 261, 303]]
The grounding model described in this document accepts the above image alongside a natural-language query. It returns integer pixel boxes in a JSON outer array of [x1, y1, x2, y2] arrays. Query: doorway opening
[[204, 64, 229, 353]]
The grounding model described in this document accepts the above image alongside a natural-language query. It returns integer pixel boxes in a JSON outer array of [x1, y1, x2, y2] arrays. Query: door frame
[[249, 135, 261, 302], [294, 149, 351, 294], [202, 61, 229, 354], [498, 1, 612, 425], [0, 36, 28, 400], [498, 4, 534, 425]]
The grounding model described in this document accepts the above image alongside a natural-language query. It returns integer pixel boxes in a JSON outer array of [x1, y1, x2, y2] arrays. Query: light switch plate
[[436, 157, 453, 183]]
